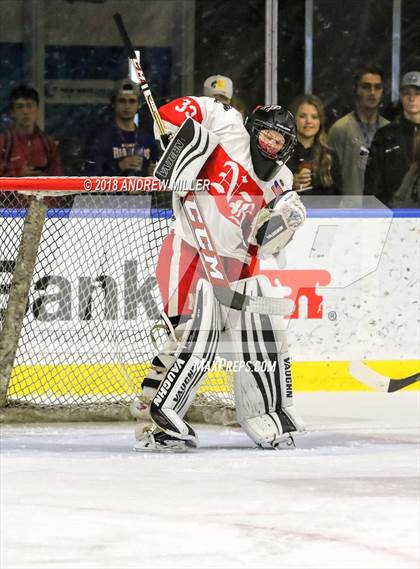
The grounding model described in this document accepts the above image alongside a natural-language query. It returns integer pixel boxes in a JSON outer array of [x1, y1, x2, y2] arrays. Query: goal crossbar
[[0, 176, 166, 193]]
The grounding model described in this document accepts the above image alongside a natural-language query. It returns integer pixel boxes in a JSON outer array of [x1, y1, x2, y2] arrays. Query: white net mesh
[[0, 186, 235, 422]]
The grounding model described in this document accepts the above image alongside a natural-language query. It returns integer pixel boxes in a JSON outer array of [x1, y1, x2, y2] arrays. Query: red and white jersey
[[158, 96, 293, 264]]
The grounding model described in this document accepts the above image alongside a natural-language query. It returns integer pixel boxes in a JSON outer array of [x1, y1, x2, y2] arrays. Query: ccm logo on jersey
[[183, 198, 226, 281]]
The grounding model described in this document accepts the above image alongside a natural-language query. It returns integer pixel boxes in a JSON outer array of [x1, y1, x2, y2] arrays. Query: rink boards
[[1, 204, 419, 395], [7, 360, 420, 398]]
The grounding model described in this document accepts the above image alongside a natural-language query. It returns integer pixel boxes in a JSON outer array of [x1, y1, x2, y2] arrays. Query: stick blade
[[348, 361, 390, 392], [349, 361, 420, 393], [388, 373, 420, 392]]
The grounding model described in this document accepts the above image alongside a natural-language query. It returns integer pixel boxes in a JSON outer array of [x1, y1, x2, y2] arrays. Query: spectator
[[389, 135, 420, 208], [328, 65, 389, 195], [84, 78, 158, 176], [365, 71, 420, 207], [288, 94, 341, 195], [203, 74, 248, 118], [203, 74, 233, 105], [0, 85, 63, 177]]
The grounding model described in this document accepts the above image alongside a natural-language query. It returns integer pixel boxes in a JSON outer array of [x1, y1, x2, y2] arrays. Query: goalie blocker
[[154, 117, 219, 193]]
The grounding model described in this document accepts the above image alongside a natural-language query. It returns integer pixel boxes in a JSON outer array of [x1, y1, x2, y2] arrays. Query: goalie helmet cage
[[0, 178, 235, 424]]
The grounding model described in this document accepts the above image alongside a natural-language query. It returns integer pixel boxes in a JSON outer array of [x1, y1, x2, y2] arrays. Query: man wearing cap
[[203, 74, 233, 105], [84, 78, 157, 176], [364, 71, 420, 206]]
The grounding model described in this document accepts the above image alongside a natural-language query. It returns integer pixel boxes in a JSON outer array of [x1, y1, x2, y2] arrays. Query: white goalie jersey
[[157, 96, 293, 265]]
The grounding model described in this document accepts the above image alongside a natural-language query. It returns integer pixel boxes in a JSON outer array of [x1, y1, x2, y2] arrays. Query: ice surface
[[1, 392, 419, 569]]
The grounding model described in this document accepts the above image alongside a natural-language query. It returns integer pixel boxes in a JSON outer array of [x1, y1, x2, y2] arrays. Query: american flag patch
[[271, 179, 285, 196]]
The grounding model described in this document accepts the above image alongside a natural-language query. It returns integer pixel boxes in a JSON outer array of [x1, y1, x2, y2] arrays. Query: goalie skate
[[133, 426, 198, 453], [259, 432, 296, 450]]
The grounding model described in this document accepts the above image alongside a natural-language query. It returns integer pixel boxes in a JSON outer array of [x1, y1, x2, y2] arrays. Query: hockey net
[[0, 178, 235, 424]]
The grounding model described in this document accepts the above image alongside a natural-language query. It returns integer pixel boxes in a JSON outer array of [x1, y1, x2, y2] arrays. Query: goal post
[[0, 195, 47, 407], [0, 178, 235, 423]]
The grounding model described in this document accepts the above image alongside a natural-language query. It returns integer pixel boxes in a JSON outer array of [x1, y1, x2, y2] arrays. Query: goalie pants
[[156, 232, 252, 319]]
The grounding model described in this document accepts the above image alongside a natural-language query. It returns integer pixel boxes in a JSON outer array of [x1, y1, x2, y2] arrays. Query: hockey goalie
[[134, 96, 306, 451]]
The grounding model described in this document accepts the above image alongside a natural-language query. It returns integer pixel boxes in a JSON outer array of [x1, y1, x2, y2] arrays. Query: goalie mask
[[245, 105, 297, 181]]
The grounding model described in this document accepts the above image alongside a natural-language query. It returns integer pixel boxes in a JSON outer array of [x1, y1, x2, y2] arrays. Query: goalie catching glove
[[249, 191, 306, 255]]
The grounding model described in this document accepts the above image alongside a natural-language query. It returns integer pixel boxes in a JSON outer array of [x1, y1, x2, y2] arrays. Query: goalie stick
[[349, 361, 420, 393], [113, 13, 292, 316]]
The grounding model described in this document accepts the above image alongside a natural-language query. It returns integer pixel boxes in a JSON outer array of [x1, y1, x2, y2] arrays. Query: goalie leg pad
[[130, 315, 182, 421], [141, 314, 185, 401], [150, 278, 220, 442], [221, 276, 304, 447], [130, 334, 180, 421]]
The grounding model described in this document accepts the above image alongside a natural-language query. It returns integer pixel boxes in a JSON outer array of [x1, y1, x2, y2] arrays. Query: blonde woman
[[289, 94, 341, 195]]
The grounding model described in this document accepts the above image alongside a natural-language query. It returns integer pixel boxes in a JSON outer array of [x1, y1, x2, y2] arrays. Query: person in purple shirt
[[84, 78, 158, 176]]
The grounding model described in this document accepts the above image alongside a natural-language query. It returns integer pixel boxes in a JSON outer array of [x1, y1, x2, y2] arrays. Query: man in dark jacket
[[364, 71, 420, 207]]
